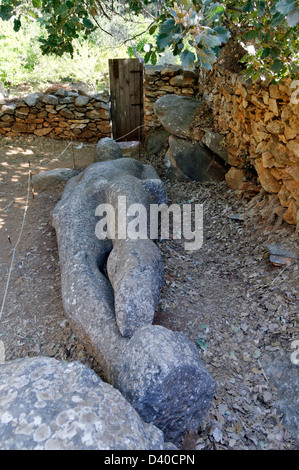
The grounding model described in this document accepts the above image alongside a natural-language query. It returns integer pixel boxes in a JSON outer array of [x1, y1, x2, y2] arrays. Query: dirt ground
[[0, 134, 298, 450]]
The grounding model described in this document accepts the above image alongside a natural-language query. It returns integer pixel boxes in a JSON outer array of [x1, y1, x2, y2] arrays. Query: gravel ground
[[0, 135, 298, 450]]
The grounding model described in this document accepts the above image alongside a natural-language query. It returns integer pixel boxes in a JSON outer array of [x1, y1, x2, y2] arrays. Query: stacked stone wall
[[0, 88, 111, 143], [143, 64, 299, 225]]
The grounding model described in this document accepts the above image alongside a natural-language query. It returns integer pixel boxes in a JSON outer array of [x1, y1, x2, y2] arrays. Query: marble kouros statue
[[51, 139, 216, 445]]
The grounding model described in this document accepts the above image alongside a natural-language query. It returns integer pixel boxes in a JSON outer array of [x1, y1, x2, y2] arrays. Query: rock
[[24, 93, 41, 107], [254, 159, 282, 194], [42, 95, 59, 105], [167, 135, 226, 182], [1, 103, 16, 114], [113, 325, 217, 445], [165, 147, 191, 182], [107, 239, 164, 337], [117, 141, 140, 158], [266, 120, 285, 135], [32, 168, 79, 192], [54, 88, 69, 98], [94, 137, 123, 162], [202, 130, 229, 162], [266, 243, 299, 266], [154, 94, 202, 139], [0, 356, 167, 450], [75, 95, 91, 107], [145, 129, 170, 154], [59, 108, 75, 119], [51, 156, 216, 444], [33, 128, 53, 137], [260, 351, 299, 440], [93, 92, 109, 103], [225, 167, 247, 189], [283, 198, 298, 225]]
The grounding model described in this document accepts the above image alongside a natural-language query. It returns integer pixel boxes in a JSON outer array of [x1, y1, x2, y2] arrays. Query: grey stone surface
[[42, 94, 59, 105], [113, 325, 217, 445], [261, 351, 299, 441], [202, 130, 229, 163], [154, 94, 202, 140], [51, 158, 167, 376], [32, 168, 79, 192], [167, 135, 226, 182], [0, 356, 167, 450], [117, 141, 140, 158], [94, 137, 123, 162], [1, 103, 16, 114], [51, 155, 216, 444], [24, 93, 41, 107], [75, 95, 91, 107], [146, 129, 170, 155], [54, 88, 69, 98], [107, 239, 164, 337], [266, 243, 299, 261]]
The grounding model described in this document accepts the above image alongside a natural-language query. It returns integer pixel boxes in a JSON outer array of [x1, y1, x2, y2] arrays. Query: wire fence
[[0, 137, 77, 326], [0, 169, 31, 322]]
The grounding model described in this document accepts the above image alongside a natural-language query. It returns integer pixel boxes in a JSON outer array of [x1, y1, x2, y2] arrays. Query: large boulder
[[145, 129, 170, 155], [154, 94, 202, 140], [202, 130, 229, 163], [166, 135, 226, 182], [51, 154, 216, 444], [32, 168, 79, 192], [94, 137, 123, 162], [0, 356, 168, 450]]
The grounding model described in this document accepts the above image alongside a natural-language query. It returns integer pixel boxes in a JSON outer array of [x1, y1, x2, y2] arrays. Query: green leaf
[[270, 11, 286, 26], [144, 50, 152, 63], [257, 0, 265, 15], [196, 337, 208, 351], [202, 32, 222, 49], [208, 3, 225, 19], [156, 32, 172, 50], [197, 48, 217, 70], [261, 47, 271, 58], [271, 59, 285, 72], [151, 51, 157, 66], [83, 17, 94, 29], [180, 49, 196, 68], [286, 8, 299, 26], [159, 18, 176, 34], [275, 0, 296, 15], [177, 0, 191, 8], [243, 0, 255, 13], [243, 30, 258, 41], [13, 18, 21, 32], [0, 4, 14, 21], [149, 24, 157, 35], [213, 26, 231, 44]]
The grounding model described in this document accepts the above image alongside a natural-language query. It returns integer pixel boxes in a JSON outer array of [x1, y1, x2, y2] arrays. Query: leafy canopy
[[0, 0, 298, 80]]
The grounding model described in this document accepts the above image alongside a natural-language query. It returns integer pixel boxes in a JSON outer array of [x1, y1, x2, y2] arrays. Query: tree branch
[[91, 14, 113, 36], [94, 0, 111, 20]]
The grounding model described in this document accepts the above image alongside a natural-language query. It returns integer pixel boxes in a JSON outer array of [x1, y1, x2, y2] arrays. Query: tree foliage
[[0, 0, 298, 80]]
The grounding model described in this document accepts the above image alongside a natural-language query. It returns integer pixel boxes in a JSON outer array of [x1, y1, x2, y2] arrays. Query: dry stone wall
[[199, 65, 299, 226], [143, 65, 199, 135], [0, 88, 111, 143], [143, 64, 299, 226]]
